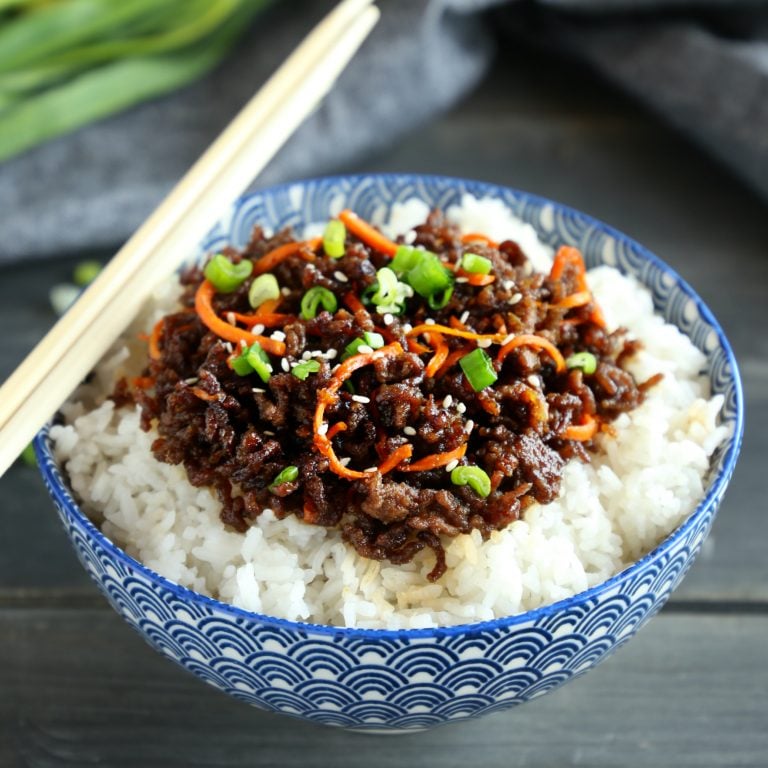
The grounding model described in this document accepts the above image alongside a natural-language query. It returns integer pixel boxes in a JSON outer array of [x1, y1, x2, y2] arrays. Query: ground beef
[[125, 211, 653, 581]]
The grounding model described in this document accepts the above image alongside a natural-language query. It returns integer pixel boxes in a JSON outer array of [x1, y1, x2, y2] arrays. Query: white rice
[[50, 196, 728, 629]]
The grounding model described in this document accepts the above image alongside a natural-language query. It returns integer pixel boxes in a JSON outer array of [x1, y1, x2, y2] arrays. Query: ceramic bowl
[[35, 174, 744, 733]]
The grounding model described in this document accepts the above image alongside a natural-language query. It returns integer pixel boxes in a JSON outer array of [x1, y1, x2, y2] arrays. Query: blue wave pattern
[[36, 174, 743, 732]]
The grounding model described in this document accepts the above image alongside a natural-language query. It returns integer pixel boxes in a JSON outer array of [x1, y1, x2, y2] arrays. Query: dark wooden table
[[1, 43, 766, 767]]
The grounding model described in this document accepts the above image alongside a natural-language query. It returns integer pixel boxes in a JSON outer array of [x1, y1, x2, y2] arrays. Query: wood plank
[[1, 608, 766, 767]]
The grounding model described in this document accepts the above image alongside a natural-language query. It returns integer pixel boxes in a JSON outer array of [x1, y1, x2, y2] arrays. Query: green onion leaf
[[460, 252, 492, 275], [459, 348, 498, 391], [323, 219, 346, 258], [428, 285, 454, 310], [292, 359, 321, 380], [390, 245, 420, 274], [566, 351, 598, 375], [230, 355, 254, 376], [204, 253, 253, 292], [300, 286, 337, 320], [406, 251, 453, 299], [73, 259, 102, 286], [368, 267, 413, 315], [248, 273, 280, 309], [231, 342, 271, 381], [450, 465, 491, 498], [270, 465, 299, 490]]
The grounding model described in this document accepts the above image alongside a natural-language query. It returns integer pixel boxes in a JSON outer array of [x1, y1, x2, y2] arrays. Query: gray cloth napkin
[[0, 0, 766, 262]]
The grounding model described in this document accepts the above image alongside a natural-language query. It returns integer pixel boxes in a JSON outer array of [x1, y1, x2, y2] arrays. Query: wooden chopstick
[[0, 0, 379, 477]]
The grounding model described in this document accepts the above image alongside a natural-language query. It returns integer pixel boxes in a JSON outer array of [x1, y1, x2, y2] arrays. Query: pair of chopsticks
[[0, 0, 380, 478]]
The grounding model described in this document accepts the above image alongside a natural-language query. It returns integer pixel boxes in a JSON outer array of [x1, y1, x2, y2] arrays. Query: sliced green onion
[[450, 465, 491, 498], [428, 285, 454, 310], [300, 286, 337, 319], [270, 465, 299, 490], [323, 219, 346, 258], [406, 252, 453, 299], [460, 252, 492, 275], [230, 355, 254, 376], [368, 266, 413, 314], [459, 348, 498, 391], [245, 342, 272, 383], [248, 273, 280, 309], [204, 253, 253, 293], [342, 331, 385, 360], [292, 359, 321, 380], [73, 259, 102, 286], [566, 351, 598, 375], [390, 245, 420, 274]]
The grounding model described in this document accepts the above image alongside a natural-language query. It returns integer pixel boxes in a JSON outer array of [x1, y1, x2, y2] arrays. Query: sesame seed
[[455, 277, 469, 284], [442, 394, 453, 408], [527, 375, 540, 387], [502, 280, 515, 291], [477, 339, 492, 349], [251, 323, 265, 335], [357, 344, 374, 354], [459, 311, 470, 324], [509, 292, 523, 305], [224, 342, 234, 354], [445, 459, 459, 473], [402, 323, 413, 333], [403, 426, 417, 436], [352, 395, 371, 404], [251, 388, 265, 394], [334, 270, 348, 283], [465, 419, 475, 434], [339, 457, 351, 467], [364, 467, 378, 473], [404, 230, 417, 244], [425, 318, 435, 325], [265, 364, 273, 373], [383, 313, 394, 326], [281, 358, 290, 372], [239, 339, 247, 349], [302, 351, 311, 360], [331, 364, 340, 374], [457, 402, 467, 414], [310, 350, 323, 358], [325, 348, 338, 360], [281, 287, 291, 296], [263, 430, 275, 436], [226, 312, 236, 325], [502, 333, 515, 346], [184, 377, 199, 385], [317, 423, 328, 436], [271, 330, 286, 342]]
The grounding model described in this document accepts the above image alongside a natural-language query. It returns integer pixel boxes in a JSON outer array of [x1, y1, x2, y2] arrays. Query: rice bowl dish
[[50, 192, 729, 631]]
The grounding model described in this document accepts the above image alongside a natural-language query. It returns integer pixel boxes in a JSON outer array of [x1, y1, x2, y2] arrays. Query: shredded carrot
[[448, 316, 467, 331], [194, 280, 286, 355], [496, 333, 566, 373], [424, 332, 449, 377], [435, 347, 469, 377], [326, 422, 347, 439], [407, 338, 431, 355], [406, 323, 507, 344], [555, 290, 591, 310], [549, 246, 606, 329], [338, 210, 398, 256], [378, 443, 414, 474], [399, 442, 467, 473], [461, 232, 498, 248], [131, 376, 155, 389], [148, 318, 164, 360], [563, 415, 598, 441], [252, 238, 321, 276], [462, 272, 496, 287], [313, 343, 404, 480], [343, 291, 367, 314], [256, 297, 281, 315]]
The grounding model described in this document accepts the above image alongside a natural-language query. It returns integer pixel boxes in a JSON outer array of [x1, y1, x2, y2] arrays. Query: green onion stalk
[[0, 0, 273, 163]]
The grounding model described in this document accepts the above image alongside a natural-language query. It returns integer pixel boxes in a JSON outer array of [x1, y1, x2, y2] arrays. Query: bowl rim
[[35, 172, 745, 640]]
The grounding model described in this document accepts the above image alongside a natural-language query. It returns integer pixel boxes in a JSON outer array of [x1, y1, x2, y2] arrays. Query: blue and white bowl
[[35, 174, 744, 733]]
